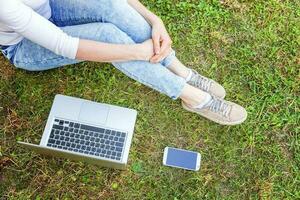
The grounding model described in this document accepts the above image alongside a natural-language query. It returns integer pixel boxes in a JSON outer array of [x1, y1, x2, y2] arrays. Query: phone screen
[[166, 148, 198, 170]]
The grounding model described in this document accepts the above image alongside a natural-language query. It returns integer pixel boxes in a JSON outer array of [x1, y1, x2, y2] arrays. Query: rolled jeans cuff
[[160, 50, 176, 68]]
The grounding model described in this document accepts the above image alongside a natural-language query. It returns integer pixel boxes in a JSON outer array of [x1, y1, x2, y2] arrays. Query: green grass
[[0, 0, 299, 199]]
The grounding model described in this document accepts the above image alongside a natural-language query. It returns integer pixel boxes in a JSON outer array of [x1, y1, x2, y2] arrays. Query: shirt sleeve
[[0, 0, 79, 59]]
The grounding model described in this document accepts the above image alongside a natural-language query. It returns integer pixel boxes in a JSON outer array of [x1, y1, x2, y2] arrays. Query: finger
[[150, 40, 171, 63], [152, 35, 161, 54], [151, 39, 171, 62], [150, 48, 171, 63], [150, 37, 172, 63], [150, 54, 160, 63], [160, 38, 172, 55]]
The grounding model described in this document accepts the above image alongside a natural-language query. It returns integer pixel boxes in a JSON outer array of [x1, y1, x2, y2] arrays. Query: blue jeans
[[1, 0, 186, 99]]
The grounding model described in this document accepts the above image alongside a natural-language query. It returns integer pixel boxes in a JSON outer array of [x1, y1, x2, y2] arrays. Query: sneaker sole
[[182, 102, 247, 125]]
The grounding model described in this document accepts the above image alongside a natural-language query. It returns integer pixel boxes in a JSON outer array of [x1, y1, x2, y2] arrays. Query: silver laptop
[[18, 94, 137, 170]]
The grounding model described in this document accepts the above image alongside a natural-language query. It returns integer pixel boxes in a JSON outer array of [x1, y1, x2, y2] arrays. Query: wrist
[[147, 14, 161, 26], [131, 44, 146, 60]]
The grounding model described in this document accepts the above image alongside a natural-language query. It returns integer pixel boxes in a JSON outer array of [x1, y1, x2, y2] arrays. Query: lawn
[[0, 0, 299, 199]]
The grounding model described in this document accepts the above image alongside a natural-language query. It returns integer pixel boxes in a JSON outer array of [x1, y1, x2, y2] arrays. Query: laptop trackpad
[[79, 102, 109, 125]]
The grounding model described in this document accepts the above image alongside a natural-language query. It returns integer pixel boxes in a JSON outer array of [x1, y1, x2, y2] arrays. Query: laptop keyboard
[[46, 118, 127, 161]]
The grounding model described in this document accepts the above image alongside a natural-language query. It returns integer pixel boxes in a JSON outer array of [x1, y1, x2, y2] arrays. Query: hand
[[150, 17, 173, 63], [137, 39, 156, 61]]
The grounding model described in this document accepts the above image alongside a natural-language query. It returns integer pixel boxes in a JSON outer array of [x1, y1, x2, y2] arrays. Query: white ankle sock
[[185, 69, 193, 82], [193, 93, 212, 109]]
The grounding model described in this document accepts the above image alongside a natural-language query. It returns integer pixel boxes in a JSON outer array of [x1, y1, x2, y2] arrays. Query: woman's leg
[[13, 23, 186, 100]]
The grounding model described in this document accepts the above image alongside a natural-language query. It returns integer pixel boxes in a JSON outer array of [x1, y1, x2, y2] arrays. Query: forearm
[[127, 0, 160, 25], [76, 39, 146, 63]]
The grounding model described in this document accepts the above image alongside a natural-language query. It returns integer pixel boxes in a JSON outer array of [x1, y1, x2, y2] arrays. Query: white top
[[0, 0, 79, 59]]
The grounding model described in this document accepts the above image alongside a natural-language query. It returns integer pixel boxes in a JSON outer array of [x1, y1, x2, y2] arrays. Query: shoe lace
[[192, 74, 212, 92], [207, 97, 231, 118]]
